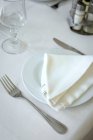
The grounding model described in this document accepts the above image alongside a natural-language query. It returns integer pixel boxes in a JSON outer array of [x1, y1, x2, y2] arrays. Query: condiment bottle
[[73, 0, 86, 30]]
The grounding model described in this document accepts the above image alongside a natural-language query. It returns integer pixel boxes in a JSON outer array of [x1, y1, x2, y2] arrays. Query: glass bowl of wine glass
[[0, 0, 27, 54]]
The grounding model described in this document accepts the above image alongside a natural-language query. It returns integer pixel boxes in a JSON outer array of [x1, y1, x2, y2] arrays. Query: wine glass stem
[[10, 27, 18, 44], [22, 0, 26, 19]]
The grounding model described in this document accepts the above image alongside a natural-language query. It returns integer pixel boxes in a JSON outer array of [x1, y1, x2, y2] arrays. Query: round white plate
[[21, 54, 93, 107], [22, 54, 46, 103]]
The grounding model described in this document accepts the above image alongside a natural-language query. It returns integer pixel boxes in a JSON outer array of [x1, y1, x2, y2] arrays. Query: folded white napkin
[[41, 54, 93, 111]]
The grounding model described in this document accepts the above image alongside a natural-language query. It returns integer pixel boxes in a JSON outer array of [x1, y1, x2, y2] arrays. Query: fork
[[0, 75, 67, 134]]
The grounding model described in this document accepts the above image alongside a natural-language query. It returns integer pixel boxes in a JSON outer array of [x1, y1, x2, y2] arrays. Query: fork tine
[[4, 75, 15, 89], [0, 77, 11, 93], [0, 75, 21, 97], [3, 76, 13, 91]]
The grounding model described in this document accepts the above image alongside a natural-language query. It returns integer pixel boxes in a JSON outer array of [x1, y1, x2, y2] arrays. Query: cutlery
[[53, 38, 85, 55], [0, 75, 68, 134]]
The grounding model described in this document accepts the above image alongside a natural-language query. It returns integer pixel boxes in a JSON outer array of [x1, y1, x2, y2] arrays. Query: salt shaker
[[72, 0, 86, 30]]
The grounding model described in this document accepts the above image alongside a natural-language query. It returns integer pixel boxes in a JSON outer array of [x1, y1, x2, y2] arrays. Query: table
[[0, 1, 93, 140]]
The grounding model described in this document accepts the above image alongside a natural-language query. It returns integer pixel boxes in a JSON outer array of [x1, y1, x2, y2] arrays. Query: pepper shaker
[[83, 0, 93, 34]]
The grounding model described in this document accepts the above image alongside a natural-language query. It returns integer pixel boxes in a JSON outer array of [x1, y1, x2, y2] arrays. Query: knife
[[53, 38, 85, 55]]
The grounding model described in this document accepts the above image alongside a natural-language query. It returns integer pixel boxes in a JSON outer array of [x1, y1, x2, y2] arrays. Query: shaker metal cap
[[83, 0, 90, 5], [76, 1, 86, 11]]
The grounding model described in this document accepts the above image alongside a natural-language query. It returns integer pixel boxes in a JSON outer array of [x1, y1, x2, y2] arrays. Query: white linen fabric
[[29, 0, 62, 6], [41, 54, 93, 111], [0, 1, 93, 140]]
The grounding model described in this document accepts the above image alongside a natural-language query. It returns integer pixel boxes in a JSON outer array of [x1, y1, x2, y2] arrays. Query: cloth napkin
[[41, 54, 93, 111]]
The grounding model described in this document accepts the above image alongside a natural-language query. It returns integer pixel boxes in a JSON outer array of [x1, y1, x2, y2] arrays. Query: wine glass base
[[2, 38, 27, 54]]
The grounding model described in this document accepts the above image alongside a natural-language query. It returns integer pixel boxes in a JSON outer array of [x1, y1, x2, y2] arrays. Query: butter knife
[[53, 38, 85, 55]]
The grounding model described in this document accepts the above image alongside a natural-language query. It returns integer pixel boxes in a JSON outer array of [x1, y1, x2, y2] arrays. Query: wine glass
[[0, 0, 27, 54]]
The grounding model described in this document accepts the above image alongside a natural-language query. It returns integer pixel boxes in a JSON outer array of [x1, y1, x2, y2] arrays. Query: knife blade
[[53, 38, 85, 55]]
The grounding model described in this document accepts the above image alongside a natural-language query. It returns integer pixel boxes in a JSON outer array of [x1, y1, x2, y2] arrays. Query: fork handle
[[22, 95, 67, 134]]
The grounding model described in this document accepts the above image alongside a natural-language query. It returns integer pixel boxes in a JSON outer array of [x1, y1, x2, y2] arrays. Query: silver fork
[[0, 75, 67, 134]]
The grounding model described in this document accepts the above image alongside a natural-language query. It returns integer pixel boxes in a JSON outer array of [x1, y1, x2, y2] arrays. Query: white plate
[[21, 54, 93, 107], [22, 54, 45, 103]]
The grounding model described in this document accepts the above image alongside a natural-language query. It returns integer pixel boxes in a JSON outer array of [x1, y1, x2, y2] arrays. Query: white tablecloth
[[0, 1, 93, 140]]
